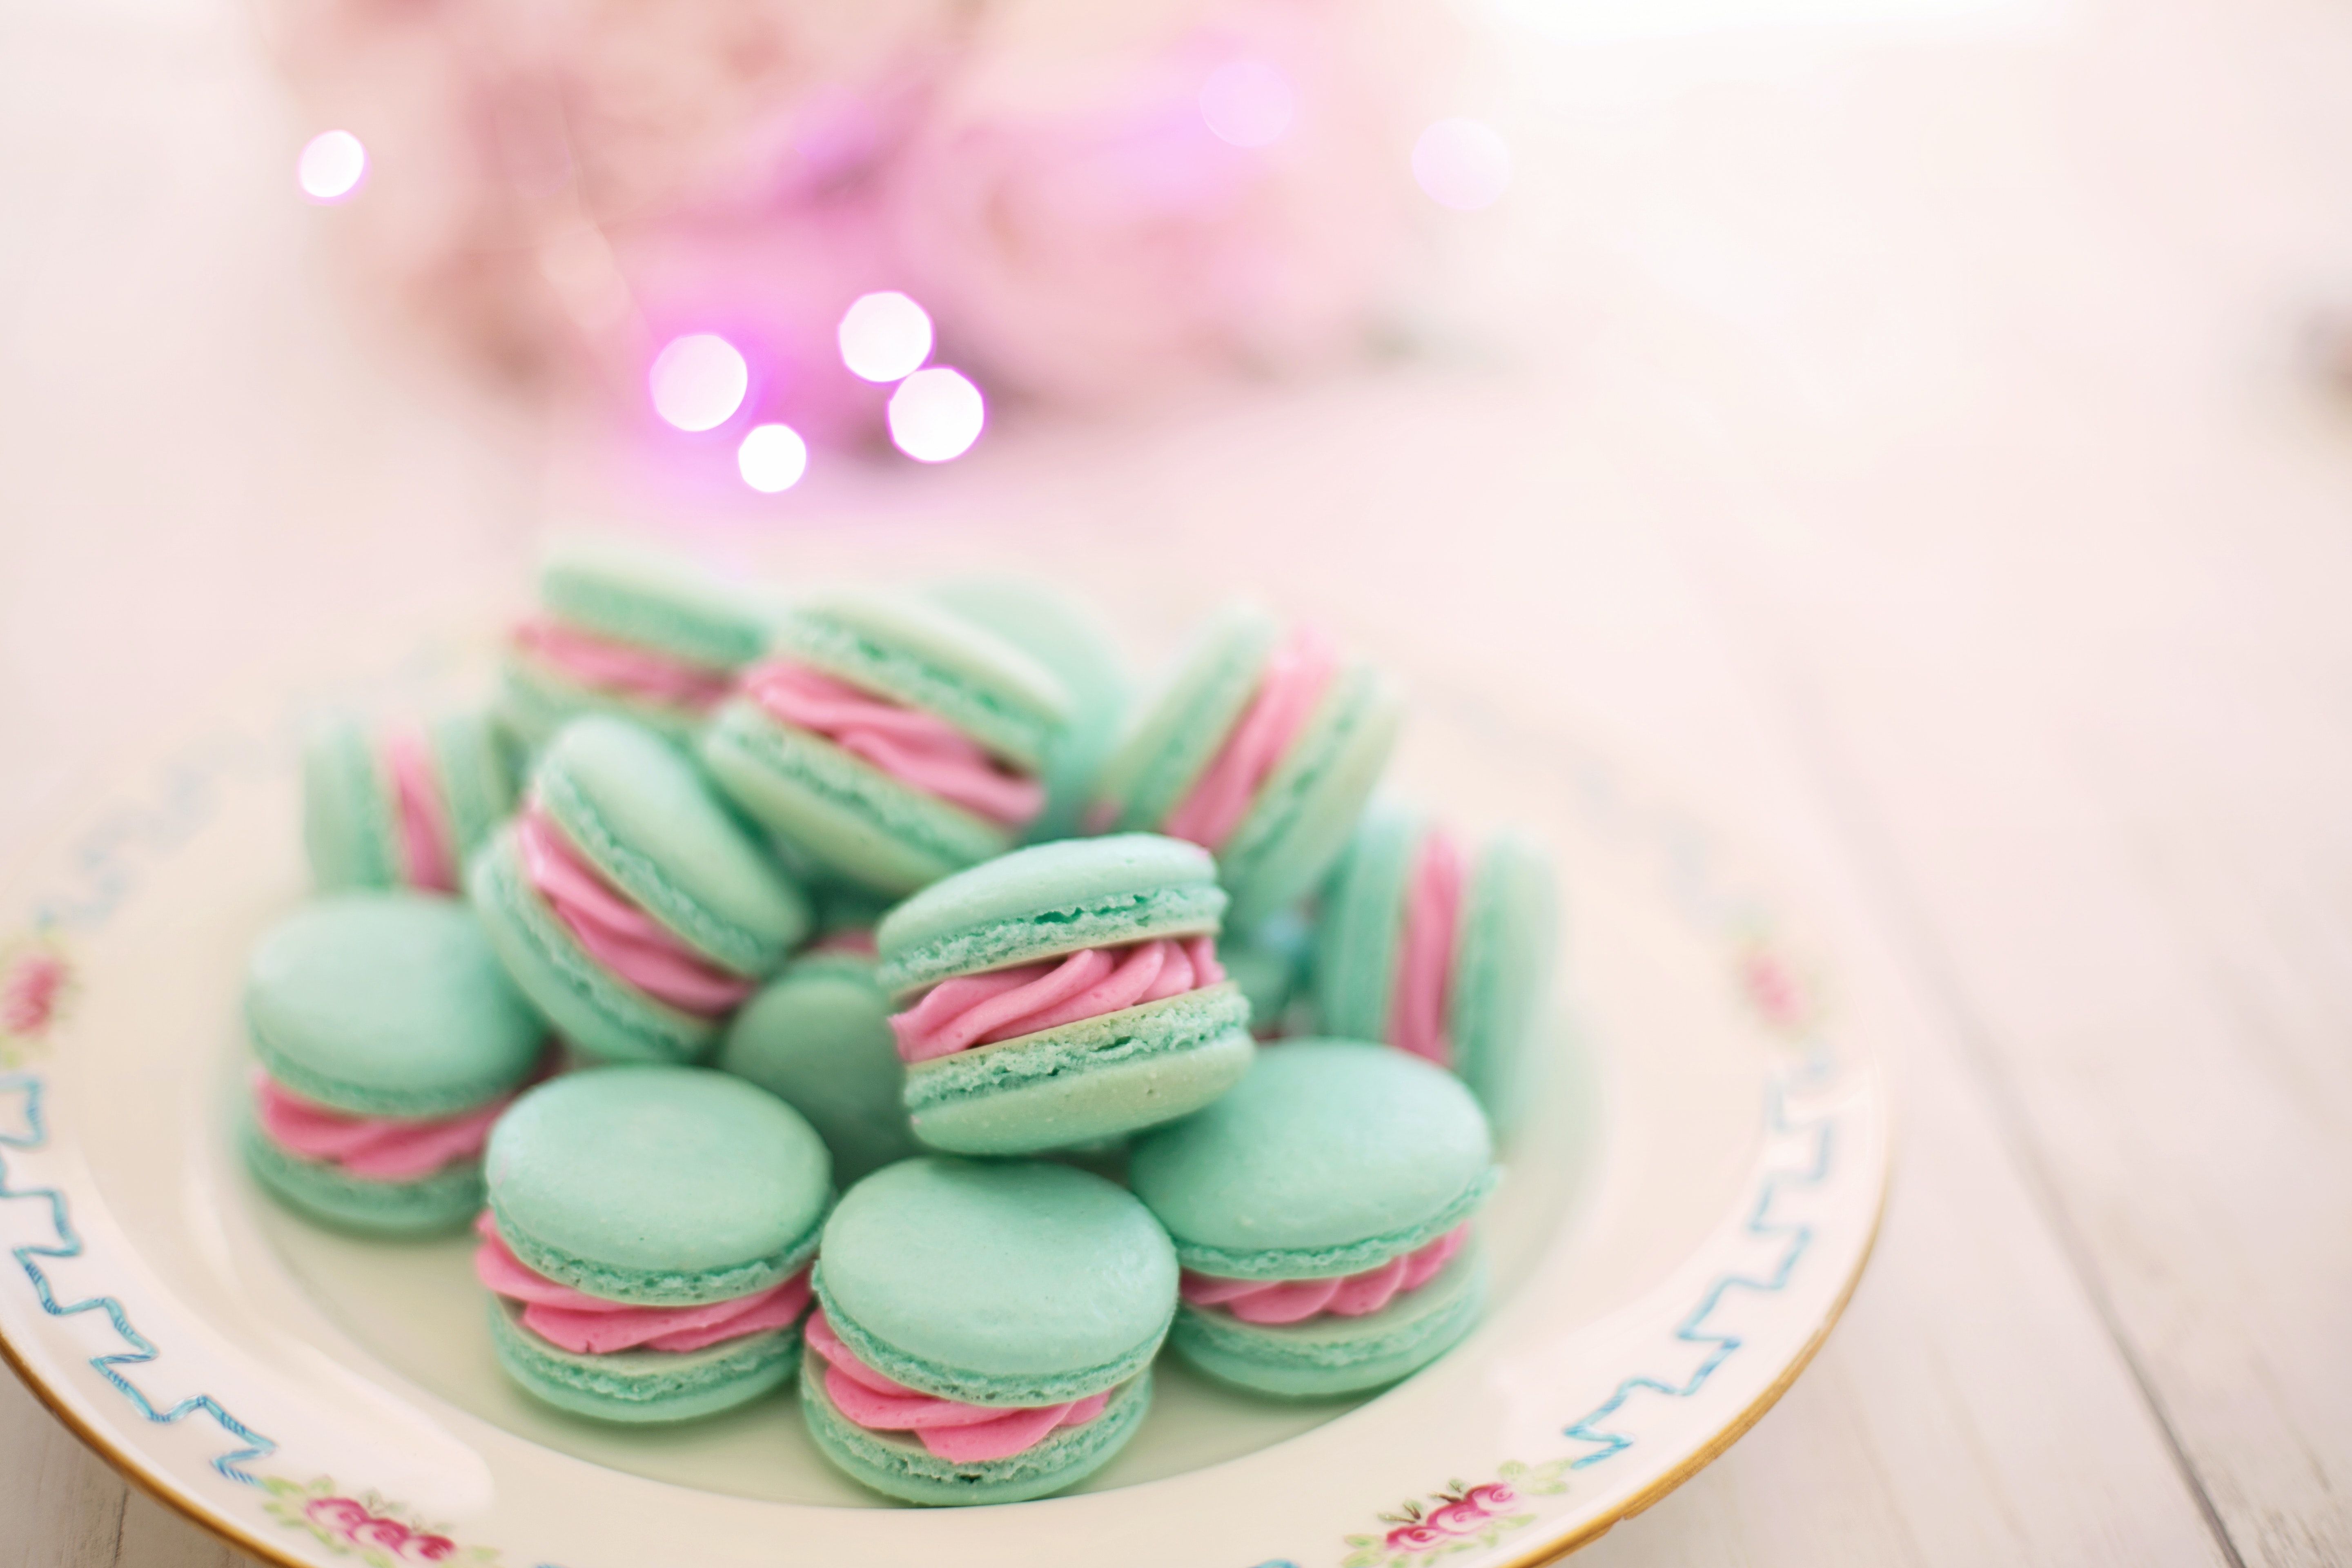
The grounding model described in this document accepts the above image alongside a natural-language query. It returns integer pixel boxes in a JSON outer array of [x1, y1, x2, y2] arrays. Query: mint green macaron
[[482, 1065, 833, 1422], [926, 576, 1129, 844], [717, 945, 918, 1183], [1315, 804, 1559, 1135], [699, 588, 1073, 895], [239, 894, 543, 1235], [501, 540, 782, 751], [1090, 604, 1403, 929], [1129, 1039, 1498, 1398], [876, 835, 1254, 1156], [470, 716, 812, 1064], [802, 1158, 1174, 1504], [303, 711, 516, 894]]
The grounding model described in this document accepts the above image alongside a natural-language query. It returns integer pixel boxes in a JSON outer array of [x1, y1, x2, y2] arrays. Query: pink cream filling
[[889, 937, 1225, 1064], [1160, 626, 1339, 850], [1390, 831, 1466, 1069], [1180, 1226, 1470, 1325], [516, 804, 755, 1016], [252, 1070, 515, 1182], [803, 1310, 1110, 1463], [740, 662, 1045, 829], [383, 729, 457, 893], [472, 1214, 811, 1354], [511, 617, 735, 711]]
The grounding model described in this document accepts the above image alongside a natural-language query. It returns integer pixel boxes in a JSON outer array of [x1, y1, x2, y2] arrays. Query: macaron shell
[[699, 703, 1012, 895], [717, 955, 918, 1183], [800, 1357, 1152, 1506], [903, 986, 1254, 1156], [538, 540, 782, 670], [245, 894, 543, 1117], [1449, 832, 1559, 1136], [488, 1298, 799, 1424], [302, 720, 399, 892], [813, 1158, 1176, 1406], [770, 589, 1074, 771], [1091, 604, 1281, 833], [1127, 1038, 1496, 1277], [535, 717, 811, 973], [1216, 664, 1405, 930], [926, 577, 1130, 844], [876, 835, 1225, 996], [486, 1065, 832, 1305], [238, 1111, 484, 1236], [468, 831, 717, 1065], [1168, 1241, 1486, 1398], [1310, 803, 1428, 1044]]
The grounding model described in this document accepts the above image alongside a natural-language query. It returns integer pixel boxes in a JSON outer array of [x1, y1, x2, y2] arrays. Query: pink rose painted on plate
[[1344, 1461, 1570, 1568]]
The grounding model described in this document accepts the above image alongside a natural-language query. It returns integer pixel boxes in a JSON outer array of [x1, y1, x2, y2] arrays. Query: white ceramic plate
[[0, 608, 1886, 1568]]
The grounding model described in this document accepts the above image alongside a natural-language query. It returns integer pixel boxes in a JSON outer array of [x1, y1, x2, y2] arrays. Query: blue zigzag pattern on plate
[[0, 1071, 278, 1484], [1558, 1078, 1835, 1469]]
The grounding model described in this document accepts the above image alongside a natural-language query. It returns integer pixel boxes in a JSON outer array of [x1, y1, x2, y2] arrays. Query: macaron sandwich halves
[[875, 834, 1256, 1156], [469, 716, 812, 1065], [240, 893, 545, 1234], [700, 589, 1074, 897], [800, 1157, 1175, 1504], [1129, 1039, 1499, 1398], [474, 1065, 833, 1423]]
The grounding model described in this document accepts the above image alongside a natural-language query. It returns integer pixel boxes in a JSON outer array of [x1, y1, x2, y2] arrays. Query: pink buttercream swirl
[[802, 1309, 1110, 1463], [511, 617, 735, 712], [1160, 626, 1339, 850], [1180, 1225, 1469, 1325], [252, 1069, 516, 1181], [889, 937, 1225, 1064], [383, 729, 457, 893], [1391, 831, 1466, 1069], [472, 1213, 811, 1355], [516, 804, 755, 1016], [740, 661, 1045, 829]]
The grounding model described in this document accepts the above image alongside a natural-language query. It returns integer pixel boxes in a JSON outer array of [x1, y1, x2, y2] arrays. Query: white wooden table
[[6, 0, 2351, 1561]]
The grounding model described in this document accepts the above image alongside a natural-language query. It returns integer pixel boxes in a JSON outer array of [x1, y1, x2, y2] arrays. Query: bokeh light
[[648, 334, 749, 432], [1412, 119, 1512, 211], [1199, 61, 1295, 149], [887, 368, 985, 463], [837, 292, 934, 383], [296, 131, 368, 203], [737, 424, 809, 492]]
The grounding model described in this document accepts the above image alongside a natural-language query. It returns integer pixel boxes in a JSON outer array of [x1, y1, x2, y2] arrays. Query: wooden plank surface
[[3, 0, 2345, 1561]]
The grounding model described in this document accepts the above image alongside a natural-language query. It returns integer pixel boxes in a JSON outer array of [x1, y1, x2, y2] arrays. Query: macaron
[[699, 588, 1073, 895], [469, 716, 812, 1064], [1315, 805, 1558, 1134], [476, 1065, 832, 1423], [303, 711, 516, 894], [1128, 1039, 1498, 1399], [239, 894, 545, 1235], [1089, 604, 1402, 928], [876, 835, 1254, 1156], [500, 540, 780, 751], [925, 576, 1129, 844], [800, 1158, 1174, 1505], [716, 938, 920, 1184]]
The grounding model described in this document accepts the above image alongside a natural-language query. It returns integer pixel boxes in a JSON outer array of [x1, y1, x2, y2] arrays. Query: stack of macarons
[[239, 541, 1566, 1507]]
